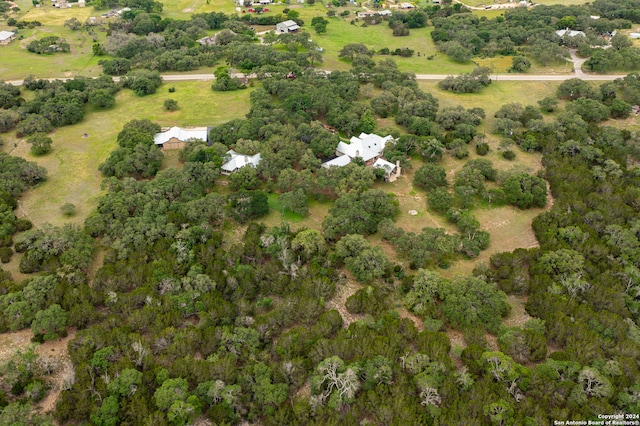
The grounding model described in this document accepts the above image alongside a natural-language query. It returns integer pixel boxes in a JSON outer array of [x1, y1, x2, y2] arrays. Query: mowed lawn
[[4, 82, 253, 228]]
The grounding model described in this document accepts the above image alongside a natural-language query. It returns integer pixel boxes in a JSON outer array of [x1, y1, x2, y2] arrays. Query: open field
[[3, 82, 253, 228], [289, 4, 478, 75], [21, 3, 94, 26], [419, 80, 560, 133], [0, 21, 106, 80], [162, 0, 238, 18]]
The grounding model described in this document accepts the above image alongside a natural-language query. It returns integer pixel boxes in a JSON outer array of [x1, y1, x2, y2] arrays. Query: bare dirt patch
[[0, 328, 76, 415], [0, 328, 32, 365], [446, 329, 465, 351], [295, 380, 311, 400], [485, 333, 499, 351], [396, 307, 424, 332], [326, 272, 363, 327], [503, 294, 532, 328], [35, 329, 76, 414]]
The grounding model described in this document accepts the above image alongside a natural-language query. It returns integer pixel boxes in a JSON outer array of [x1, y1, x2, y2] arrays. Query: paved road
[[162, 72, 627, 82], [4, 72, 627, 86]]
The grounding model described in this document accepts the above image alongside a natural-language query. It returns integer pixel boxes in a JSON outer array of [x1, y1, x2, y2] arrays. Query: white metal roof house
[[322, 133, 400, 180], [335, 132, 393, 164], [221, 150, 262, 174], [556, 29, 586, 38], [276, 20, 300, 34], [0, 31, 16, 45], [153, 126, 208, 150]]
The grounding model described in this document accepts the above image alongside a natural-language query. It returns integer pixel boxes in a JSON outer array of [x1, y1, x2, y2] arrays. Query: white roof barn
[[0, 31, 16, 45], [221, 150, 261, 174], [276, 20, 300, 33], [153, 126, 208, 148]]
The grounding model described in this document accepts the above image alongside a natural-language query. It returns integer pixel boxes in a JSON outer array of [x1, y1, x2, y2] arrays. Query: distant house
[[630, 33, 640, 39], [197, 36, 216, 45], [276, 20, 300, 34], [221, 150, 262, 174], [0, 31, 16, 46], [556, 29, 586, 38], [399, 2, 415, 9], [197, 30, 236, 46], [154, 126, 208, 150], [335, 132, 394, 165], [357, 10, 391, 18]]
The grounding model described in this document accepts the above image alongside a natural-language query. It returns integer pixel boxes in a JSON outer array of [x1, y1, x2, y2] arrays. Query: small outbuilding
[[372, 158, 400, 182], [0, 31, 16, 46], [276, 20, 300, 34]]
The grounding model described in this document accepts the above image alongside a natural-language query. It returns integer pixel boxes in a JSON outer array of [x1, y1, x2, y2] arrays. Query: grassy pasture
[[419, 80, 560, 133], [21, 3, 94, 26], [0, 24, 105, 80], [3, 82, 253, 228], [162, 0, 238, 18], [294, 7, 477, 75]]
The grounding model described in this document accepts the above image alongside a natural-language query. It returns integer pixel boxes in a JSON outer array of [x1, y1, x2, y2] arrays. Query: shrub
[[27, 132, 53, 156], [15, 219, 32, 232], [502, 150, 516, 160], [164, 99, 179, 111], [60, 203, 76, 217], [476, 142, 489, 156], [455, 147, 469, 159], [0, 247, 12, 263]]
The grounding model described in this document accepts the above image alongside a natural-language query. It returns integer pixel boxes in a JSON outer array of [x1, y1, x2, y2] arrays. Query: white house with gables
[[322, 133, 400, 181], [335, 132, 394, 165], [556, 29, 585, 38], [221, 150, 261, 175]]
